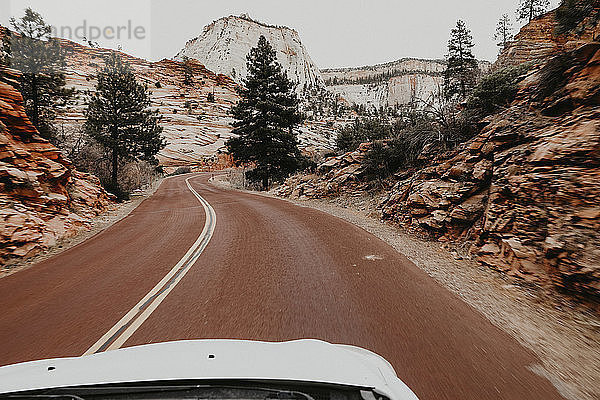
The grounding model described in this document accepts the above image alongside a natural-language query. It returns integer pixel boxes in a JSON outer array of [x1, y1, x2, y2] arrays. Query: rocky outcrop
[[322, 58, 491, 108], [0, 68, 112, 266], [496, 5, 600, 68], [175, 15, 325, 94], [382, 43, 600, 297], [277, 41, 600, 299], [275, 143, 372, 199]]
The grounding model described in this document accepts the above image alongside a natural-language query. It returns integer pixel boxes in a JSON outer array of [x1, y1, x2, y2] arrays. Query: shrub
[[362, 124, 437, 181], [466, 63, 532, 114], [69, 134, 162, 201], [170, 166, 192, 176], [335, 117, 391, 153]]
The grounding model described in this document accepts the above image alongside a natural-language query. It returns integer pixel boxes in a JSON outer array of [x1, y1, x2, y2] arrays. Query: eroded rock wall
[[0, 68, 112, 266], [496, 5, 600, 68], [322, 58, 491, 109], [381, 43, 600, 296]]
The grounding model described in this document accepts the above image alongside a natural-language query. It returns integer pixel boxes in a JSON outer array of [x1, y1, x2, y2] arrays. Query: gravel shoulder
[[0, 179, 163, 279], [213, 173, 600, 400]]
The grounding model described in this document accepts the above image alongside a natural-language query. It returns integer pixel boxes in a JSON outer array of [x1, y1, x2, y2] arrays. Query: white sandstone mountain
[[175, 14, 325, 94], [322, 58, 491, 109]]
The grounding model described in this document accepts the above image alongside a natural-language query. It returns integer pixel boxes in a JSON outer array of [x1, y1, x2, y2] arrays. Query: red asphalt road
[[0, 173, 563, 400]]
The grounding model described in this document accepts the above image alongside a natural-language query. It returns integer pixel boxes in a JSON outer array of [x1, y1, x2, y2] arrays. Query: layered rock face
[[322, 58, 490, 108], [0, 69, 112, 266], [379, 43, 600, 296], [496, 5, 600, 68], [56, 36, 333, 168], [275, 143, 372, 199], [175, 15, 325, 94], [55, 39, 241, 169]]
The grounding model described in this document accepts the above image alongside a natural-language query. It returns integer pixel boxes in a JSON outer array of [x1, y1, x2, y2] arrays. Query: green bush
[[362, 130, 437, 181], [335, 117, 391, 153], [466, 63, 531, 114]]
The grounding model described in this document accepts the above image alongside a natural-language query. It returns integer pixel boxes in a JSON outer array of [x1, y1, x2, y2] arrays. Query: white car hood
[[0, 339, 418, 399]]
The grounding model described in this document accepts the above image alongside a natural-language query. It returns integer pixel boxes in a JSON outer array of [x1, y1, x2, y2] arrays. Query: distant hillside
[[322, 58, 491, 108]]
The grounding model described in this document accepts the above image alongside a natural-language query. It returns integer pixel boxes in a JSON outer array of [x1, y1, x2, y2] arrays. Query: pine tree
[[226, 35, 304, 190], [85, 52, 165, 196], [443, 20, 479, 100], [517, 0, 551, 23], [494, 14, 514, 50], [9, 8, 73, 141], [181, 55, 194, 85], [0, 27, 10, 67]]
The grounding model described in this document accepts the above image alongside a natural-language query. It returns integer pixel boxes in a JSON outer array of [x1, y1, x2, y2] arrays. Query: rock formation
[[322, 59, 446, 108], [277, 11, 600, 299], [55, 35, 334, 169], [55, 39, 241, 170], [175, 15, 325, 94], [378, 43, 600, 297], [0, 68, 112, 266], [322, 58, 491, 109], [496, 4, 600, 67]]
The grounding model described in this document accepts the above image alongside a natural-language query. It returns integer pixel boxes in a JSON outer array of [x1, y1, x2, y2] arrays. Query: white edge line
[[82, 175, 216, 355]]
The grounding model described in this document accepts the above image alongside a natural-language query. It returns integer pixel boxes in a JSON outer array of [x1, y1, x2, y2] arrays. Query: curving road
[[0, 173, 563, 400]]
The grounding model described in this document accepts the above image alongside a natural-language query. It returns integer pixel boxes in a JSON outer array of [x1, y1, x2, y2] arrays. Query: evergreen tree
[[226, 35, 304, 190], [443, 20, 479, 100], [0, 27, 10, 67], [517, 0, 551, 23], [85, 52, 165, 196], [494, 14, 514, 50], [181, 55, 194, 85], [9, 8, 73, 141]]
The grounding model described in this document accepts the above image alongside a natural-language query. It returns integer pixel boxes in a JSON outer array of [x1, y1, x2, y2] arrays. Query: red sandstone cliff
[[0, 68, 112, 266]]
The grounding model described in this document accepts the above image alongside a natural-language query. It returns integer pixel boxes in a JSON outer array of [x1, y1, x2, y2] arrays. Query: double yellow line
[[83, 175, 217, 355]]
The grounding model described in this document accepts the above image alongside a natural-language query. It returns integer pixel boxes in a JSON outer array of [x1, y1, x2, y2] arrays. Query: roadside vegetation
[[333, 14, 538, 185], [84, 52, 165, 200]]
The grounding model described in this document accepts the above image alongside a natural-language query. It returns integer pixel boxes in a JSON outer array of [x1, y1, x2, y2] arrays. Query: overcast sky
[[1, 0, 561, 68]]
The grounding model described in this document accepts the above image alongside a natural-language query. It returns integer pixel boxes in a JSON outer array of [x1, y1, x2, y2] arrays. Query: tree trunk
[[112, 147, 118, 190], [529, 5, 534, 22], [262, 174, 269, 191]]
